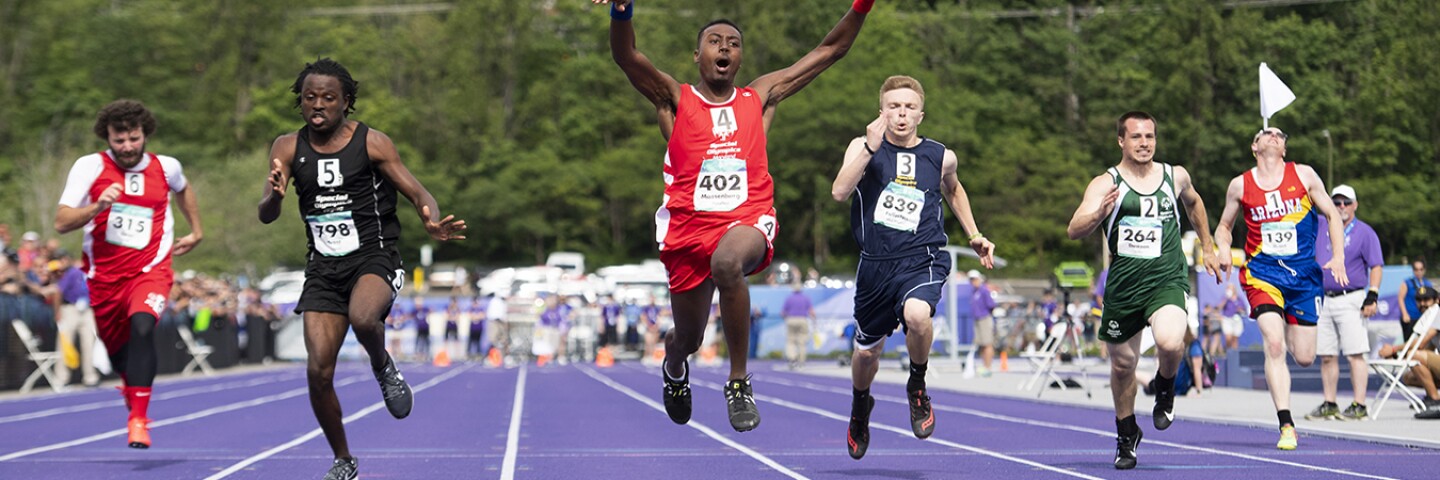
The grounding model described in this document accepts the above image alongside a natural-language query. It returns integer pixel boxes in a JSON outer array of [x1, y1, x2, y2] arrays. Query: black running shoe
[[375, 355, 413, 419], [847, 395, 874, 460], [1153, 383, 1175, 431], [724, 375, 760, 432], [323, 457, 358, 480], [908, 388, 935, 439], [662, 360, 692, 425], [1114, 428, 1143, 470]]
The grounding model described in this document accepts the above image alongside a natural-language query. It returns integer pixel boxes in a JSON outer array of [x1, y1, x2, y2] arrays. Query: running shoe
[[1113, 428, 1142, 470], [1304, 401, 1340, 421], [724, 375, 760, 432], [1416, 406, 1440, 420], [323, 457, 358, 480], [1153, 379, 1175, 430], [375, 355, 413, 419], [908, 388, 935, 439], [126, 417, 151, 449], [662, 360, 692, 425], [1277, 425, 1298, 450], [1338, 402, 1368, 421], [847, 395, 874, 460]]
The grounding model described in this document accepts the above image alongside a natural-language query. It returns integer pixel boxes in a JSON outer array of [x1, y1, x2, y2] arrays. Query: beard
[[114, 142, 146, 168]]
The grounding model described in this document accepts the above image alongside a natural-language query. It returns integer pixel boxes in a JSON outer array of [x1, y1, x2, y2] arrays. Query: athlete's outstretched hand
[[422, 205, 467, 241], [1095, 184, 1120, 218], [267, 158, 288, 197], [865, 115, 885, 154], [172, 233, 202, 256], [591, 0, 632, 11], [1323, 254, 1349, 287], [96, 183, 122, 211], [971, 236, 996, 270], [1200, 248, 1223, 283]]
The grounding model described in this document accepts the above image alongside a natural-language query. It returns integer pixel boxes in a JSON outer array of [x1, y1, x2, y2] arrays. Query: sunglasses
[[1333, 200, 1353, 206], [1258, 129, 1288, 140]]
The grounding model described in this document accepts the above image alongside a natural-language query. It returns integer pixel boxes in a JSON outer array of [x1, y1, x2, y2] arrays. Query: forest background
[[1, 0, 1436, 278]]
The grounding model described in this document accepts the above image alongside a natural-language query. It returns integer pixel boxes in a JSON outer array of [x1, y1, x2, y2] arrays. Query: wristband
[[852, 0, 875, 14], [864, 142, 875, 155], [967, 233, 985, 241], [1363, 290, 1378, 307], [611, 1, 633, 21]]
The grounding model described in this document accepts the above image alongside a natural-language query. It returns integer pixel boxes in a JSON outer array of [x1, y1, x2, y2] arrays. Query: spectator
[[1220, 284, 1247, 353], [53, 254, 100, 386], [16, 231, 41, 272], [1203, 305, 1225, 359], [969, 270, 998, 376], [781, 284, 816, 370], [487, 293, 509, 364], [598, 294, 621, 351], [467, 295, 488, 359], [1398, 260, 1433, 343], [1308, 184, 1384, 421], [411, 297, 432, 359], [1377, 286, 1439, 418]]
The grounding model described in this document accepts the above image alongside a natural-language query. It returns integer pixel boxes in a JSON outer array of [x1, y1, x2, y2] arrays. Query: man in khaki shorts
[[969, 270, 997, 376]]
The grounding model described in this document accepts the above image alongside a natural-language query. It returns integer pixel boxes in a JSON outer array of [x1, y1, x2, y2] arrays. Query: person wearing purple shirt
[[54, 255, 99, 386], [1308, 184, 1384, 421], [600, 295, 622, 349], [969, 270, 998, 375], [781, 285, 816, 370], [467, 297, 487, 358], [1220, 284, 1247, 352], [411, 298, 432, 358]]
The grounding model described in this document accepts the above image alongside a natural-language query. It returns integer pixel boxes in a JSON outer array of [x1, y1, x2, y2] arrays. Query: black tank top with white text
[[292, 122, 400, 260], [849, 138, 949, 260]]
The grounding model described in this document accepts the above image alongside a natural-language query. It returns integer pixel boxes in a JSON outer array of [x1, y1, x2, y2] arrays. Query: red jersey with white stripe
[[657, 85, 774, 250], [58, 151, 187, 284]]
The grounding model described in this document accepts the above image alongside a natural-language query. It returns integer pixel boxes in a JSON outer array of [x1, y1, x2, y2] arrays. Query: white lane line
[[500, 364, 528, 480], [690, 379, 1104, 480], [0, 368, 295, 405], [0, 374, 307, 425], [767, 376, 1401, 480], [204, 364, 473, 480], [0, 374, 368, 462], [578, 365, 809, 480]]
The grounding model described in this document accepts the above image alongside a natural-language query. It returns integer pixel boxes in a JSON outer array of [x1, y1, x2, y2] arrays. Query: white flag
[[1259, 63, 1295, 128]]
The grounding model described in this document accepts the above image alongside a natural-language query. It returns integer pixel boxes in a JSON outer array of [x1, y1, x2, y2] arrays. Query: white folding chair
[[176, 327, 216, 376], [1368, 308, 1436, 418], [1020, 323, 1066, 394], [11, 319, 64, 393]]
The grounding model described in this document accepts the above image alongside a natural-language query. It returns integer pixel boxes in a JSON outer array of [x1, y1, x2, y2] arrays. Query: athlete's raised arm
[[258, 134, 296, 224], [368, 128, 466, 242], [941, 149, 995, 269], [831, 116, 884, 201], [598, 0, 681, 122], [749, 0, 874, 112], [1067, 173, 1120, 240]]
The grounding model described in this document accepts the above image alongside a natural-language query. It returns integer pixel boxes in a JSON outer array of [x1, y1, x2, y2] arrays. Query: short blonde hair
[[879, 75, 925, 109]]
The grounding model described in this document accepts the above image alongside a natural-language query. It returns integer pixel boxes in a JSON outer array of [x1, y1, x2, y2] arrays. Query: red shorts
[[90, 269, 173, 355], [657, 205, 777, 292]]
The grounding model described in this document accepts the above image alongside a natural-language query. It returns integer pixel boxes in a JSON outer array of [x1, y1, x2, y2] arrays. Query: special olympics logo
[[145, 293, 167, 314]]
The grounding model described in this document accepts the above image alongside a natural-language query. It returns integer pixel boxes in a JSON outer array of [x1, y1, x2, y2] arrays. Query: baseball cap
[[1417, 286, 1438, 302], [966, 269, 982, 279], [21, 231, 39, 242], [1331, 184, 1356, 202]]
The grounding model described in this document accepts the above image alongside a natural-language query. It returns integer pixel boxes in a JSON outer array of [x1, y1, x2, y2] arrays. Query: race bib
[[1117, 216, 1162, 259], [306, 211, 360, 257], [694, 158, 747, 212], [105, 203, 153, 250], [1261, 221, 1298, 256], [874, 182, 923, 232]]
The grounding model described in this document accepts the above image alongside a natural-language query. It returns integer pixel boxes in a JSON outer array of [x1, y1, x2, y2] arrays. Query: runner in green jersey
[[1067, 111, 1222, 470]]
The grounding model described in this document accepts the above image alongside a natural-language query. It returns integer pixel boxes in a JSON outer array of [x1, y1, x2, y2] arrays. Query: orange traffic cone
[[700, 344, 718, 365], [487, 347, 502, 367], [595, 347, 614, 368], [433, 349, 452, 367], [651, 346, 665, 364], [537, 354, 551, 367], [999, 350, 1009, 372]]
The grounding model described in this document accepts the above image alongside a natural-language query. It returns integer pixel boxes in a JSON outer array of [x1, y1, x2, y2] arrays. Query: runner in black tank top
[[256, 58, 466, 480]]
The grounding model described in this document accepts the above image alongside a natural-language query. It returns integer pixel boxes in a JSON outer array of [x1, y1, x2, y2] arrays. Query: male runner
[[831, 75, 995, 459], [599, 0, 876, 431], [1067, 111, 1220, 469], [56, 99, 204, 449], [1214, 126, 1348, 450], [257, 58, 466, 480]]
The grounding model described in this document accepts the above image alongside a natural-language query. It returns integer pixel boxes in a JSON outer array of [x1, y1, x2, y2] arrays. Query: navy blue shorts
[[852, 250, 952, 349]]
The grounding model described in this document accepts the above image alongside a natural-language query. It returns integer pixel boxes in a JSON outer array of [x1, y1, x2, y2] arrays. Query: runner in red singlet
[[55, 99, 204, 449], [597, 0, 876, 431]]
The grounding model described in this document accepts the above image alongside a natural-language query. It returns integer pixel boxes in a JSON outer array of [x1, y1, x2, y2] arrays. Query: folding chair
[[11, 319, 64, 393], [176, 326, 216, 376], [1368, 308, 1436, 418], [1019, 323, 1066, 395]]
